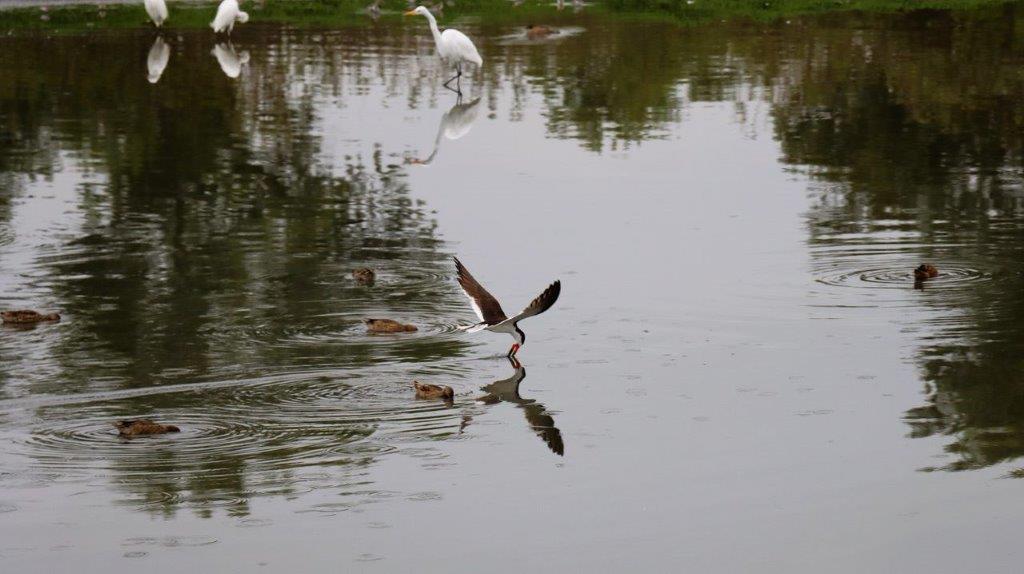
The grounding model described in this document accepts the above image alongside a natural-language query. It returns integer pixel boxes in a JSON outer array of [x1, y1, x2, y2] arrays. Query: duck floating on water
[[914, 264, 939, 281], [114, 419, 181, 437], [2, 310, 61, 324], [526, 24, 557, 39], [414, 381, 454, 400], [352, 268, 376, 285], [365, 319, 418, 333]]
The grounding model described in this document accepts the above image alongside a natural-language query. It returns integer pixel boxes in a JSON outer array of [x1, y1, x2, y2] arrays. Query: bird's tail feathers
[[459, 322, 489, 333]]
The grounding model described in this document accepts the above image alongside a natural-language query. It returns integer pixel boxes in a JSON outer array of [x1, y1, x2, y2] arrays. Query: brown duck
[[526, 24, 557, 39], [114, 419, 181, 437], [914, 264, 939, 281], [352, 268, 376, 285], [414, 381, 455, 401], [2, 310, 60, 324], [365, 319, 417, 333]]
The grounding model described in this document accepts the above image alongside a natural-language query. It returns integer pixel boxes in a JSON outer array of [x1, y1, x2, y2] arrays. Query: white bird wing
[[440, 29, 482, 67], [503, 280, 561, 325], [145, 0, 168, 25], [211, 0, 238, 32]]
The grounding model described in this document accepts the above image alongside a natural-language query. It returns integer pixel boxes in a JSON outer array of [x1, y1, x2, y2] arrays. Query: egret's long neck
[[423, 11, 443, 53]]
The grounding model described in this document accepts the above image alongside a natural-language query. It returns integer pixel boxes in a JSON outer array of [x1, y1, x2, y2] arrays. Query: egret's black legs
[[442, 64, 464, 95]]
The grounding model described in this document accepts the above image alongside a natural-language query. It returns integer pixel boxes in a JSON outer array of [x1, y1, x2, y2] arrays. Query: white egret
[[146, 36, 171, 83], [144, 0, 168, 27], [212, 42, 250, 78], [404, 6, 482, 93], [211, 0, 249, 35], [409, 97, 482, 166]]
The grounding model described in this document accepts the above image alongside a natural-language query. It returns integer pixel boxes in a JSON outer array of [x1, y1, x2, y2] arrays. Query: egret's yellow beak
[[404, 9, 417, 15]]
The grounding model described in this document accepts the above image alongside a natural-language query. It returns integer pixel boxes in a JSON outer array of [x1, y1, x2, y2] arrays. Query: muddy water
[[2, 5, 1024, 572]]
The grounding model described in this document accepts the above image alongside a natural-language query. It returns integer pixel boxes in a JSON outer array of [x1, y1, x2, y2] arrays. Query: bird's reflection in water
[[211, 42, 250, 79], [469, 357, 565, 456], [146, 36, 170, 84], [365, 0, 382, 20], [407, 96, 482, 166]]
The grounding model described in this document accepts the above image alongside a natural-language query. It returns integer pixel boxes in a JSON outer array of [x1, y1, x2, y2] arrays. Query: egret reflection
[[211, 42, 250, 79], [146, 36, 170, 84], [408, 97, 482, 166], [474, 357, 565, 456]]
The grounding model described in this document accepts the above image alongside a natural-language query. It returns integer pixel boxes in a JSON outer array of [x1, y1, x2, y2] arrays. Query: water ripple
[[14, 374, 468, 490], [816, 264, 989, 289]]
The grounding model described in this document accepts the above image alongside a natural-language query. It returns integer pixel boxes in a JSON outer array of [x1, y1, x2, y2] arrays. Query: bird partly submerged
[[526, 24, 558, 40], [2, 310, 60, 324], [365, 319, 418, 333], [114, 419, 180, 437], [454, 257, 560, 357], [352, 268, 376, 285], [414, 381, 455, 401], [404, 6, 482, 93], [914, 264, 939, 281]]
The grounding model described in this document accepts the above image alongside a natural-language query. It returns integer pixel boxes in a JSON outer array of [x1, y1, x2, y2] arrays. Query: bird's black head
[[515, 325, 526, 346]]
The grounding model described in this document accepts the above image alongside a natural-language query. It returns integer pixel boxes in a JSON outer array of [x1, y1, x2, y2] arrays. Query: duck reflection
[[408, 96, 482, 166], [474, 357, 564, 456], [211, 42, 250, 79], [146, 36, 170, 84]]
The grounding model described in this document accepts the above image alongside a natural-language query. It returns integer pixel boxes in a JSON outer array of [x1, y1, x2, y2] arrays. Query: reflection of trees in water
[[524, 20, 687, 152], [0, 29, 460, 392], [4, 8, 1024, 475], [772, 8, 1024, 470], [0, 28, 475, 514], [772, 9, 1024, 218]]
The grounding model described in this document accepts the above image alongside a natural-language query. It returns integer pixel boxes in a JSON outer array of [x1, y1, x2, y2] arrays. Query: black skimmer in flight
[[454, 257, 561, 357]]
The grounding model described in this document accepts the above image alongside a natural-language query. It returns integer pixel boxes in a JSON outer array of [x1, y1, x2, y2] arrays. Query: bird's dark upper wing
[[507, 280, 561, 323], [454, 257, 507, 324]]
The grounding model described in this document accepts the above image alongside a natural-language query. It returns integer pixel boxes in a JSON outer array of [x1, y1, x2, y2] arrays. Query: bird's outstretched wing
[[505, 280, 561, 324], [454, 257, 507, 325]]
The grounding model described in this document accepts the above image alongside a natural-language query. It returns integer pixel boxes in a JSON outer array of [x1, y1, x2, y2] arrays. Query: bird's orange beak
[[404, 9, 417, 16]]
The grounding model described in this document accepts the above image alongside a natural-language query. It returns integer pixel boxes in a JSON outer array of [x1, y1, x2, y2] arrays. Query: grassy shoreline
[[0, 0, 1018, 30]]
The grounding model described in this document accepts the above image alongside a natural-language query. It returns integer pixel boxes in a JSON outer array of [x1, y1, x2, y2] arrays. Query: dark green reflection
[[0, 26, 473, 514], [3, 5, 1024, 518], [776, 9, 1024, 469]]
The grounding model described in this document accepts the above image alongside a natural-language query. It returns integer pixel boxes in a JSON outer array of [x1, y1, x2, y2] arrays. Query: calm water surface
[[2, 5, 1024, 571]]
